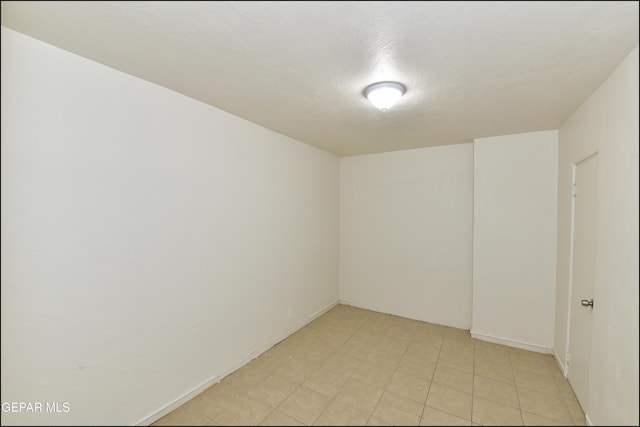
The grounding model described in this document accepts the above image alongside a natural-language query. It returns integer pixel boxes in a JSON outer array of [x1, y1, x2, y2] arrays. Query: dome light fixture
[[364, 81, 406, 110]]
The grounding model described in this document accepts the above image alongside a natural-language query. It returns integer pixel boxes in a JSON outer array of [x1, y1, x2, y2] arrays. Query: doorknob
[[581, 299, 594, 308]]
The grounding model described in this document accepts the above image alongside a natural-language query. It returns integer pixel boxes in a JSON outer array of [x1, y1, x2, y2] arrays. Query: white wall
[[340, 144, 474, 329], [555, 46, 638, 426], [472, 131, 558, 351], [0, 28, 339, 426]]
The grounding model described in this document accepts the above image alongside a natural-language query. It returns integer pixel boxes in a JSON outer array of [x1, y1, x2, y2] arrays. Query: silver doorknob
[[581, 299, 594, 308]]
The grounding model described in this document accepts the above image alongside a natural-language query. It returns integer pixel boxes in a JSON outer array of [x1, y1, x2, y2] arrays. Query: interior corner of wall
[[552, 346, 567, 377]]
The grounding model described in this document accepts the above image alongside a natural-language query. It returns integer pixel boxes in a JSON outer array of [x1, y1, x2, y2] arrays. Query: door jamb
[[564, 151, 598, 379]]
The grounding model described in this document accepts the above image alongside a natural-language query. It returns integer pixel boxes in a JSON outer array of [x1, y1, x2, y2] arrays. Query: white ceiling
[[2, 1, 638, 156]]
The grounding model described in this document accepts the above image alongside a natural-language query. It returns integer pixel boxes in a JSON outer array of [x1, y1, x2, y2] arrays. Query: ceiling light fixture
[[364, 81, 406, 110]]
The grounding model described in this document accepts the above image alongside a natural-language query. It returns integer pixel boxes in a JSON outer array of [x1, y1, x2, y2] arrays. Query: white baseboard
[[136, 299, 340, 426], [340, 300, 468, 330], [309, 300, 339, 320], [552, 346, 568, 377], [135, 372, 223, 426], [470, 331, 552, 354]]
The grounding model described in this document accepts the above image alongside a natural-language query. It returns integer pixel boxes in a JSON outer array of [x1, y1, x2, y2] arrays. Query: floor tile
[[376, 391, 424, 417], [474, 344, 511, 365], [323, 353, 362, 377], [444, 326, 471, 339], [313, 400, 369, 426], [474, 358, 515, 384], [352, 359, 396, 389], [275, 357, 320, 384], [338, 340, 374, 360], [405, 342, 441, 363], [442, 337, 475, 356], [521, 411, 570, 426], [248, 374, 298, 407], [200, 382, 245, 419], [555, 377, 577, 400], [412, 332, 444, 349], [437, 349, 474, 373], [365, 347, 404, 368], [259, 410, 304, 426], [214, 395, 273, 426], [251, 348, 293, 372], [156, 305, 585, 427], [303, 366, 349, 398], [511, 353, 554, 376], [517, 386, 573, 424], [415, 322, 446, 335], [472, 396, 523, 426], [421, 406, 471, 426], [514, 367, 561, 396], [564, 394, 587, 425], [278, 386, 331, 425], [366, 416, 391, 426], [334, 378, 384, 415], [222, 363, 271, 391], [385, 370, 431, 403], [433, 364, 473, 394], [397, 354, 436, 380], [294, 346, 335, 365], [372, 395, 422, 426], [152, 404, 217, 426], [385, 324, 416, 341], [425, 383, 472, 420], [473, 375, 519, 408], [348, 334, 379, 349], [378, 333, 412, 352]]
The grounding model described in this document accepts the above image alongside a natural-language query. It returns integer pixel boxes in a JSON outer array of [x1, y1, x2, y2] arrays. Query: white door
[[568, 154, 598, 410]]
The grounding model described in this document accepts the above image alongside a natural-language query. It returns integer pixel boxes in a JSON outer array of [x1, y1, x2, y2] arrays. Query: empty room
[[1, 1, 638, 426]]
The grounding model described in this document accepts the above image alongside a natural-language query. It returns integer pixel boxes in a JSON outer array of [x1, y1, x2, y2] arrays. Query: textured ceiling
[[2, 1, 638, 156]]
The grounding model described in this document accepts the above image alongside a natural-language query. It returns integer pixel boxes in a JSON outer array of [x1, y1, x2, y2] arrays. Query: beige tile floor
[[153, 304, 586, 426]]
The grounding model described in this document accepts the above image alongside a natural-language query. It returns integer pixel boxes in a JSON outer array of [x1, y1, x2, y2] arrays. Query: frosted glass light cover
[[364, 82, 406, 110]]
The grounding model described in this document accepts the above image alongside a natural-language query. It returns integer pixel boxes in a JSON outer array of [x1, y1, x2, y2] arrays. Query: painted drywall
[[554, 45, 638, 425], [0, 27, 339, 426], [472, 131, 558, 351], [340, 144, 474, 329]]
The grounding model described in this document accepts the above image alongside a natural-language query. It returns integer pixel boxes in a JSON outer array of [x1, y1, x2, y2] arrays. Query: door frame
[[564, 151, 598, 379]]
